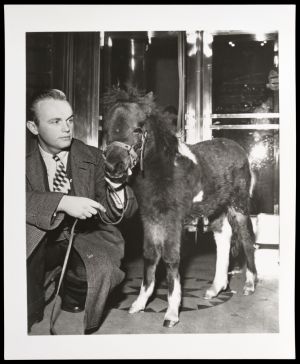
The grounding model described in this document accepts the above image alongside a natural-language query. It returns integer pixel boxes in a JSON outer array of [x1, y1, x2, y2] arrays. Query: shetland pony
[[102, 88, 257, 327]]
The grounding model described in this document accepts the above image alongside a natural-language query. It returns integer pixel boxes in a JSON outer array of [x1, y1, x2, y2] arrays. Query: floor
[[29, 232, 279, 336]]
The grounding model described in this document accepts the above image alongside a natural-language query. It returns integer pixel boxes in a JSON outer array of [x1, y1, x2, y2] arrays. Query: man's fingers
[[84, 199, 106, 213], [88, 207, 98, 215], [89, 200, 106, 213], [97, 204, 106, 213]]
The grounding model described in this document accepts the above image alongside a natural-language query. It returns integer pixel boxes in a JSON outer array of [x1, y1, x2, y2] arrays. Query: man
[[26, 89, 138, 334]]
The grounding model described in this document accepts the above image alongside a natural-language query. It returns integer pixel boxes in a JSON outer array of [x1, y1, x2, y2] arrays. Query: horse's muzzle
[[104, 160, 129, 183]]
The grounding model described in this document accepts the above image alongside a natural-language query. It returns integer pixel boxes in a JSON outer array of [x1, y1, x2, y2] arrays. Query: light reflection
[[186, 31, 197, 45], [188, 44, 197, 57], [203, 44, 212, 57], [204, 32, 213, 45], [131, 58, 135, 71], [147, 31, 153, 44], [131, 39, 135, 56], [185, 109, 197, 144], [255, 32, 266, 42], [108, 37, 112, 47], [250, 143, 267, 163], [249, 132, 275, 170], [203, 32, 212, 57], [187, 31, 201, 57], [100, 31, 105, 47]]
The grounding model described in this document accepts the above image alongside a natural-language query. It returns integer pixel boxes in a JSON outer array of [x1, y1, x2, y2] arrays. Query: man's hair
[[28, 89, 67, 124]]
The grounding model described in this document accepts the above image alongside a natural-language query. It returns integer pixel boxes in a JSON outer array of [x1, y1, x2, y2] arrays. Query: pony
[[102, 87, 257, 328]]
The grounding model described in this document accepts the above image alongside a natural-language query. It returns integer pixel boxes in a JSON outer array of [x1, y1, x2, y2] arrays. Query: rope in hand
[[50, 184, 126, 335]]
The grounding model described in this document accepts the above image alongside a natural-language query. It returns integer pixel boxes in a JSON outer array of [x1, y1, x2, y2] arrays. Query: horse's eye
[[133, 127, 143, 134]]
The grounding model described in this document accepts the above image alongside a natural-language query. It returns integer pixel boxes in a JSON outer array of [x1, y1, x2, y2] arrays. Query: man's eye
[[68, 118, 74, 123]]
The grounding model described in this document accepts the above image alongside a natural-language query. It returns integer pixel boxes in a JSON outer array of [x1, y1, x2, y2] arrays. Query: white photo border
[[4, 4, 296, 360]]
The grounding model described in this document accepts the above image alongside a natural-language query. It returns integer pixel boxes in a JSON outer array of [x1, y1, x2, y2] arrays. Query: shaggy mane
[[101, 85, 157, 116]]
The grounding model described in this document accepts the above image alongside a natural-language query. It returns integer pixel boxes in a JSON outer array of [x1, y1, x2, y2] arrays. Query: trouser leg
[[62, 246, 87, 310], [27, 237, 47, 332], [46, 239, 88, 310]]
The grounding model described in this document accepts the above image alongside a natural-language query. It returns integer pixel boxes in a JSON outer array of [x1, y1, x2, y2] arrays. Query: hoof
[[163, 319, 179, 328], [128, 307, 144, 314], [204, 284, 229, 300], [204, 288, 217, 300], [128, 303, 145, 314], [242, 286, 255, 296], [242, 280, 256, 296]]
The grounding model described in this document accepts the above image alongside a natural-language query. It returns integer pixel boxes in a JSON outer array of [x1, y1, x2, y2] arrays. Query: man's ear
[[26, 120, 39, 135]]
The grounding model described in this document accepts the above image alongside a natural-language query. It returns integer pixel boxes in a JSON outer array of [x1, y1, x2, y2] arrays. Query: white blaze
[[193, 190, 203, 202], [178, 141, 198, 164]]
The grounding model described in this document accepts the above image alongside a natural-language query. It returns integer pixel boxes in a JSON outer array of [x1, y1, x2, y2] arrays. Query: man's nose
[[62, 119, 71, 132]]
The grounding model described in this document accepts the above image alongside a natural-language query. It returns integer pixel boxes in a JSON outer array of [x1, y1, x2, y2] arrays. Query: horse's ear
[[144, 91, 154, 102], [142, 92, 155, 116]]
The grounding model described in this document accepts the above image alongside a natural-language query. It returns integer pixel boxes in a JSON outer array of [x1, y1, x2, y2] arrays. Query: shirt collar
[[38, 144, 69, 166]]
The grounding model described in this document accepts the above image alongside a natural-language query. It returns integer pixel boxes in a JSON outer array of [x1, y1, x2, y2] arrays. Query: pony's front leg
[[162, 235, 181, 328], [163, 261, 181, 328], [129, 244, 161, 314]]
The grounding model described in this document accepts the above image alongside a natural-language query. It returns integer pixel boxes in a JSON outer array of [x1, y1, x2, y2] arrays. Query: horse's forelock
[[108, 102, 147, 130], [102, 86, 156, 116]]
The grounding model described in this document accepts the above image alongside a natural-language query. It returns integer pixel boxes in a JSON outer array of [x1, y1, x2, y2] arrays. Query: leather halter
[[107, 141, 139, 170], [106, 130, 148, 172]]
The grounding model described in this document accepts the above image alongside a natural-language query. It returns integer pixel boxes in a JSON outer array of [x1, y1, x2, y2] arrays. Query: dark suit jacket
[[26, 138, 138, 331]]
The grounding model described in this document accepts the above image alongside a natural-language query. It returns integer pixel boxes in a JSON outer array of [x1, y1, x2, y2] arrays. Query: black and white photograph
[[4, 4, 295, 360]]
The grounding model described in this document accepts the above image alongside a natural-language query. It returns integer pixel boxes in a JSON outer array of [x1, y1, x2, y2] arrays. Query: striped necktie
[[53, 155, 71, 193]]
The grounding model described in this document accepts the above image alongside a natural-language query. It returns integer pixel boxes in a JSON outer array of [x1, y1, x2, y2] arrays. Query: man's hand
[[56, 196, 106, 219]]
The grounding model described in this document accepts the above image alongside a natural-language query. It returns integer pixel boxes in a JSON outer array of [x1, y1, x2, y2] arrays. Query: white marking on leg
[[129, 280, 155, 314], [178, 141, 198, 164], [193, 190, 203, 203], [164, 277, 181, 323], [243, 268, 256, 295], [205, 217, 232, 299]]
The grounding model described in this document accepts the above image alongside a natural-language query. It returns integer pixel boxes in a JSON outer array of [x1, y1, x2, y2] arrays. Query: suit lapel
[[26, 145, 49, 192], [26, 139, 95, 197], [69, 140, 93, 198]]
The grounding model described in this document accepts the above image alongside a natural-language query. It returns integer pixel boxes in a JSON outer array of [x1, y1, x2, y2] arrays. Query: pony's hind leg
[[204, 214, 232, 300], [129, 229, 161, 314], [162, 235, 181, 328], [228, 207, 257, 295]]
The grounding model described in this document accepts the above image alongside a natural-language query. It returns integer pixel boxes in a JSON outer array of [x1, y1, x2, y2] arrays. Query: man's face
[[27, 98, 74, 154]]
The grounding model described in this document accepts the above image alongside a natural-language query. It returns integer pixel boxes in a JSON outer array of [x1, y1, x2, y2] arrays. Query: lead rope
[[50, 218, 78, 335], [50, 186, 126, 334]]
